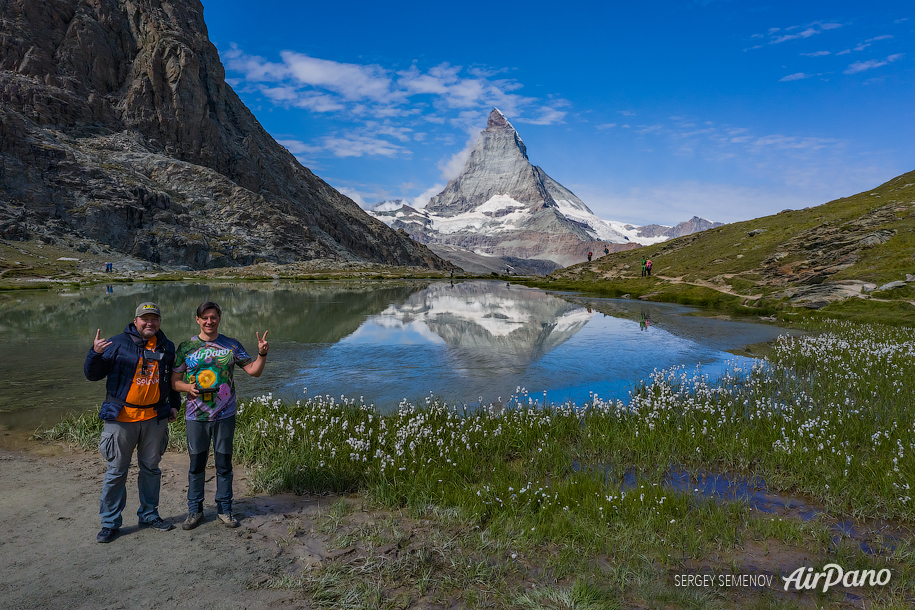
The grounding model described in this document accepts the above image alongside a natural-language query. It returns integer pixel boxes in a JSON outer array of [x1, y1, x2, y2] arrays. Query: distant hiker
[[641, 257, 647, 277], [587, 251, 592, 262], [646, 259, 652, 276], [604, 246, 609, 255], [171, 302, 269, 530], [84, 302, 180, 543], [450, 267, 454, 277]]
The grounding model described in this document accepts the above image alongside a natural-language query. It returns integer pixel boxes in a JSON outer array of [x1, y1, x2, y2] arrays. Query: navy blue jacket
[[84, 323, 181, 421]]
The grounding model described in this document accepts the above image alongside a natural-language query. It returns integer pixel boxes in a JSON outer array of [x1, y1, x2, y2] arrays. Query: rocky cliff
[[0, 0, 446, 270]]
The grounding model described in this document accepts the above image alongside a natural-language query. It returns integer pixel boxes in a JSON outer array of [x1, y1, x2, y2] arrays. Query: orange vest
[[116, 338, 160, 422]]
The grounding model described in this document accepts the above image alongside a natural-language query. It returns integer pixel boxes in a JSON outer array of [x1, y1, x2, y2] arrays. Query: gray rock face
[[427, 109, 563, 216], [410, 109, 626, 266], [0, 0, 447, 270]]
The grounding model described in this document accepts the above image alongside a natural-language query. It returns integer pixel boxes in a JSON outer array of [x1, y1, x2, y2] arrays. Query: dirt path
[[654, 274, 763, 300], [0, 442, 350, 610]]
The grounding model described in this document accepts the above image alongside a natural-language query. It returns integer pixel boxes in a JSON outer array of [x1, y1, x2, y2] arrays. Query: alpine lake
[[0, 279, 794, 432]]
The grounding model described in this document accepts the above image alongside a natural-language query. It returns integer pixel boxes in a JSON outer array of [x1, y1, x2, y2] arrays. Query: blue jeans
[[98, 418, 169, 529], [186, 416, 236, 514]]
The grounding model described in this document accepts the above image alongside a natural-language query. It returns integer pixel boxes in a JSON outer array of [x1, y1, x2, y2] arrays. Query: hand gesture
[[93, 329, 112, 354], [256, 330, 269, 356]]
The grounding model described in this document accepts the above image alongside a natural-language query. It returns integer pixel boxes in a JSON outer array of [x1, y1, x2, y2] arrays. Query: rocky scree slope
[[551, 170, 915, 309], [0, 0, 446, 270]]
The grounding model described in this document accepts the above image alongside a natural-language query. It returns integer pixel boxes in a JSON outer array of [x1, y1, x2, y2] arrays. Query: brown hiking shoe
[[181, 512, 203, 531]]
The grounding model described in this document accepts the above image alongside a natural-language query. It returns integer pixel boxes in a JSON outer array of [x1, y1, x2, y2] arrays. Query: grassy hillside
[[523, 169, 915, 324]]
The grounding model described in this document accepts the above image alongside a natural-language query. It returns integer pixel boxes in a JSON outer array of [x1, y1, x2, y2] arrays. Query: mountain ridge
[[0, 0, 447, 270]]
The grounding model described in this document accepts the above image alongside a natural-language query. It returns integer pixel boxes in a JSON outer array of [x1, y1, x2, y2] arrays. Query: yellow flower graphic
[[197, 369, 217, 389]]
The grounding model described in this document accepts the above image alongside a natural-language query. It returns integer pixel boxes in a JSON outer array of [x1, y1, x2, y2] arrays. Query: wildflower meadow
[[41, 318, 915, 605]]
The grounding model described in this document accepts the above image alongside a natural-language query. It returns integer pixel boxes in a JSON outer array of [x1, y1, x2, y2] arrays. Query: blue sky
[[201, 1, 914, 226]]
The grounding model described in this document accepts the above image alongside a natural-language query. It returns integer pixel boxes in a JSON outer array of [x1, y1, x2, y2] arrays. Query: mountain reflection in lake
[[0, 280, 789, 430]]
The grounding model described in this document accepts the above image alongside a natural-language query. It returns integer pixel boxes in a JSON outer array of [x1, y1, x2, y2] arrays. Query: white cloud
[[780, 72, 809, 81], [636, 124, 663, 134], [866, 35, 894, 42], [597, 123, 617, 130], [801, 51, 830, 57], [338, 187, 368, 207], [411, 183, 446, 209], [844, 54, 904, 74], [752, 21, 842, 47], [322, 134, 410, 158], [277, 139, 321, 155], [751, 134, 835, 151], [438, 132, 479, 180], [515, 106, 568, 125], [280, 51, 397, 103]]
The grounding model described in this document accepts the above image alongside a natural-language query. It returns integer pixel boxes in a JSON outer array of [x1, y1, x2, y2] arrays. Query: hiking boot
[[217, 512, 240, 528], [139, 516, 175, 532], [97, 527, 119, 543], [181, 512, 203, 531]]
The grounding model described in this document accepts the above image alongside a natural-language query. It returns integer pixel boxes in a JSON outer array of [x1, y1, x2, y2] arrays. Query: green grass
[[38, 317, 915, 608], [533, 169, 915, 322]]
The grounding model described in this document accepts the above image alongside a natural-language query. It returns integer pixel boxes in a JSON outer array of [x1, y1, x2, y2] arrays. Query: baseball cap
[[135, 302, 162, 318]]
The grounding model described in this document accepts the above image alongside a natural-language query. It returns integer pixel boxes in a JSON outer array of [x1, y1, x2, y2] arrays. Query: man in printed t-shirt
[[172, 301, 269, 530], [84, 302, 180, 543]]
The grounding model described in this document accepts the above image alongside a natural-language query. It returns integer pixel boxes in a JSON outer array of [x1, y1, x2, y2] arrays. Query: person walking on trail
[[646, 259, 653, 276], [604, 246, 609, 255], [84, 302, 180, 543], [587, 251, 593, 262], [171, 302, 269, 530], [641, 256, 647, 277]]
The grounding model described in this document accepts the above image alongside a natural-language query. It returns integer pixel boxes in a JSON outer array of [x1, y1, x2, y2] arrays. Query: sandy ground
[[0, 440, 351, 610]]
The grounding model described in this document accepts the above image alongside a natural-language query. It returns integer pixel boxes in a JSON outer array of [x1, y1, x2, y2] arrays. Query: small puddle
[[572, 462, 910, 556]]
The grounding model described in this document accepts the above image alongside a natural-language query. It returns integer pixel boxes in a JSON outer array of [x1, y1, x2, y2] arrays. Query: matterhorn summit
[[373, 109, 630, 267], [372, 108, 720, 270]]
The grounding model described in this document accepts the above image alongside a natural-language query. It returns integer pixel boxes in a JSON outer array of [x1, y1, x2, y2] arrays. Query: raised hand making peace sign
[[256, 330, 269, 356]]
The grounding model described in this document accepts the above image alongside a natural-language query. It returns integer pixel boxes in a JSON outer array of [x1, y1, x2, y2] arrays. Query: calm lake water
[[0, 280, 791, 431]]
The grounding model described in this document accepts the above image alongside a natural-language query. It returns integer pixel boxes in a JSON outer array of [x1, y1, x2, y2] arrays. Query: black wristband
[[258, 352, 268, 357]]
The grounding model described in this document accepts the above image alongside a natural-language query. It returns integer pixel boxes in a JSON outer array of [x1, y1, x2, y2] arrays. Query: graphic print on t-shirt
[[175, 335, 251, 422]]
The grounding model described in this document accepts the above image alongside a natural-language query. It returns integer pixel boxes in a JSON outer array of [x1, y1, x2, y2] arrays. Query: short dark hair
[[196, 301, 222, 318]]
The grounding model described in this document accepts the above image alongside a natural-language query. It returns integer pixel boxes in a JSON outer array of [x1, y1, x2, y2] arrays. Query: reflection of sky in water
[[275, 283, 786, 410], [343, 319, 446, 345]]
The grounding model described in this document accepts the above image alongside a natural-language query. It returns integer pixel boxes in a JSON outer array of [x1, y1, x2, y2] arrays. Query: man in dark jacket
[[84, 302, 180, 543]]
